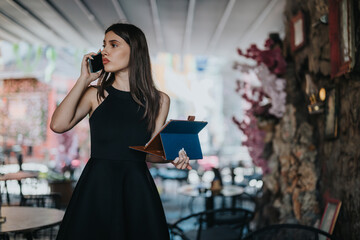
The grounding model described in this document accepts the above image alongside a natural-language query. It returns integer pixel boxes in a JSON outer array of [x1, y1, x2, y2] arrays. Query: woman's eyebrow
[[103, 39, 121, 43]]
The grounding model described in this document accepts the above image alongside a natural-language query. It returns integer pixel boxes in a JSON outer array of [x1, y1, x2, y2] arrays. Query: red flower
[[237, 38, 286, 76]]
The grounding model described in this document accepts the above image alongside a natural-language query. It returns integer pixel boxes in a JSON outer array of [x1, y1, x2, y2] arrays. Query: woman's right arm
[[50, 53, 101, 133]]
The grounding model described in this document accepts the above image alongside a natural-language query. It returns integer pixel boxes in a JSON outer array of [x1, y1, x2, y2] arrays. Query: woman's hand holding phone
[[80, 51, 103, 85]]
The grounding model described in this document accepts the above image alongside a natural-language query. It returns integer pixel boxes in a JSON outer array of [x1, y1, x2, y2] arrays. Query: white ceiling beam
[[149, 0, 165, 51], [74, 0, 104, 33], [237, 0, 280, 47], [0, 10, 45, 44], [6, 0, 67, 46], [0, 27, 21, 42], [111, 0, 127, 22], [39, 0, 92, 46], [182, 0, 196, 55], [206, 0, 236, 54]]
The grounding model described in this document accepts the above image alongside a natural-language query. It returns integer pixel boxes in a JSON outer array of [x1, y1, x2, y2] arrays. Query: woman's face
[[101, 31, 130, 73]]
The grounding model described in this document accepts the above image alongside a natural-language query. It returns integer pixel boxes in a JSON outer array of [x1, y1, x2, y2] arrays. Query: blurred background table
[[178, 184, 244, 198], [178, 184, 244, 226], [0, 206, 64, 240]]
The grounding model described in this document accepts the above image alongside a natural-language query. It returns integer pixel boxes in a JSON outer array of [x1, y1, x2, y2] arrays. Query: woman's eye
[[112, 44, 118, 47]]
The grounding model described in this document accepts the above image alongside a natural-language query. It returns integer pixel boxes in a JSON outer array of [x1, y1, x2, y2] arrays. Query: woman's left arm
[[146, 92, 191, 170]]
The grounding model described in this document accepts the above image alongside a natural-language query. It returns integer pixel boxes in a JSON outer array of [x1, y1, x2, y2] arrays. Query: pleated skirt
[[56, 157, 170, 240]]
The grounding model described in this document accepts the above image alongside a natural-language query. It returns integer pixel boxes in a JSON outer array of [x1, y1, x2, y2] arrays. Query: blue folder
[[129, 119, 208, 160]]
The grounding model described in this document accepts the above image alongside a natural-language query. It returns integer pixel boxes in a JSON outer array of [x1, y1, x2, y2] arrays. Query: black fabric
[[56, 86, 170, 240]]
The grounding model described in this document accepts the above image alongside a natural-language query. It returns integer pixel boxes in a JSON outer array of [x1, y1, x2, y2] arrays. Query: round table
[[178, 184, 244, 198], [178, 184, 244, 227], [0, 206, 64, 239]]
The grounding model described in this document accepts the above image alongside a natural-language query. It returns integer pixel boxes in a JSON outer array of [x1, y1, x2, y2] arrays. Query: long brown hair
[[97, 23, 161, 133]]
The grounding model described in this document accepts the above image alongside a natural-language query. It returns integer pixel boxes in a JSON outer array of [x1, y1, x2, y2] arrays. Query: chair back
[[236, 192, 257, 212], [169, 207, 254, 240], [20, 193, 62, 209]]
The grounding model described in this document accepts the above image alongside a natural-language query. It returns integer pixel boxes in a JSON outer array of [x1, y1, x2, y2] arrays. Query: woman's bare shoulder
[[80, 85, 99, 110], [159, 91, 170, 105], [84, 85, 98, 99]]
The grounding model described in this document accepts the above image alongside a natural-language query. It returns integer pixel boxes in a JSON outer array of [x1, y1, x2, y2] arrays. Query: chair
[[0, 233, 9, 240], [235, 192, 257, 211], [20, 192, 62, 209], [215, 191, 257, 225], [168, 207, 254, 240], [215, 193, 257, 227], [241, 223, 339, 240], [158, 167, 188, 201], [242, 198, 342, 240], [19, 193, 62, 240], [220, 192, 257, 212]]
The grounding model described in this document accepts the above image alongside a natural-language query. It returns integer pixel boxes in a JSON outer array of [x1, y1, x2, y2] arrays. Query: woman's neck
[[113, 70, 130, 91]]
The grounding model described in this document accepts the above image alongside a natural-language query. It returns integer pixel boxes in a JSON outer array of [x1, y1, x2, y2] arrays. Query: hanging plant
[[237, 38, 287, 76], [234, 64, 287, 118], [233, 34, 287, 173], [233, 114, 269, 173]]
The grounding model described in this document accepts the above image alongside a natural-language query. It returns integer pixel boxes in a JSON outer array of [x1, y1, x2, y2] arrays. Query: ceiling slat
[[206, 0, 236, 54], [0, 27, 21, 42], [149, 0, 165, 51], [7, 0, 68, 46], [38, 0, 92, 47], [0, 10, 45, 44], [237, 0, 280, 47], [111, 0, 127, 22], [74, 0, 105, 32], [182, 0, 196, 55], [190, 0, 229, 55]]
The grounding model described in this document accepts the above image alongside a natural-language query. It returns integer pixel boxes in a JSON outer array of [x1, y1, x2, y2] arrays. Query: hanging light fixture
[[305, 74, 325, 114]]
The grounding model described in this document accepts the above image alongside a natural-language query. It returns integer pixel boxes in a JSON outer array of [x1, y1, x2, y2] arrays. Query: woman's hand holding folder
[[171, 148, 192, 170]]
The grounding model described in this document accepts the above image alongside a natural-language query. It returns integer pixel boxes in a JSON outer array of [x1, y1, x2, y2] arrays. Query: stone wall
[[318, 76, 360, 237], [259, 0, 360, 239]]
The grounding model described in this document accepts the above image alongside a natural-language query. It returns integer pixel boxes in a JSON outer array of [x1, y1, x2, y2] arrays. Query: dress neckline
[[105, 85, 132, 100], [110, 85, 131, 93], [109, 85, 131, 95]]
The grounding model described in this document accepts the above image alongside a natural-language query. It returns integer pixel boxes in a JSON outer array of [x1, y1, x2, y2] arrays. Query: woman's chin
[[103, 65, 128, 73], [103, 66, 114, 72]]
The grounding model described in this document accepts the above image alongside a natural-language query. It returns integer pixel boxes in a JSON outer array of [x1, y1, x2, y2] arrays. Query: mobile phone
[[88, 52, 104, 73]]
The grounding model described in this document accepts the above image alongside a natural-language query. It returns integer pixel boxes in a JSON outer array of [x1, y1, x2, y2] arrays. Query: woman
[[51, 23, 190, 240]]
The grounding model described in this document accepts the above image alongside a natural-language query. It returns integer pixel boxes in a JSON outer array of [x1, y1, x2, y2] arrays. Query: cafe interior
[[0, 0, 359, 239]]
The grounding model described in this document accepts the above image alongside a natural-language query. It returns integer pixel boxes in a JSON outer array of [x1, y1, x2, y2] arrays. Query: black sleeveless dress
[[56, 86, 170, 240]]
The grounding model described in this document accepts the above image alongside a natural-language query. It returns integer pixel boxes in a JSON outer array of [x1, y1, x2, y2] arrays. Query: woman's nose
[[101, 48, 108, 56]]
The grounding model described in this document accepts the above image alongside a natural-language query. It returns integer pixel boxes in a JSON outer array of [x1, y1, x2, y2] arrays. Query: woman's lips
[[102, 58, 110, 64]]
